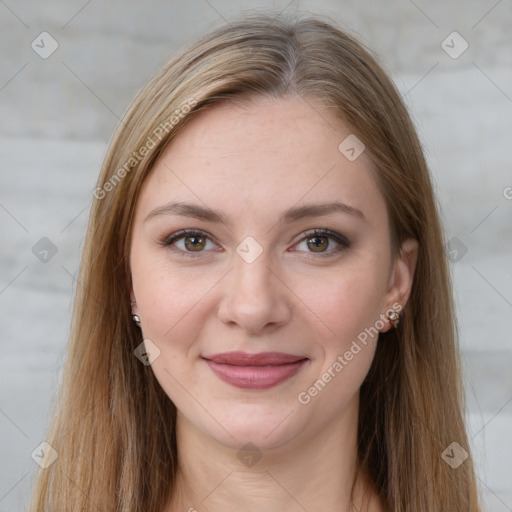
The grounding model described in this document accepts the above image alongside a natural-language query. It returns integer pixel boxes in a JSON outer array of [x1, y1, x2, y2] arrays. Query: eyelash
[[159, 229, 350, 259]]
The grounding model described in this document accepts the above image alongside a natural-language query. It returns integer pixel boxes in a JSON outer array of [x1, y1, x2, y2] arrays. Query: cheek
[[130, 254, 212, 404], [130, 240, 225, 351], [136, 269, 208, 340], [296, 278, 382, 409], [293, 257, 386, 347]]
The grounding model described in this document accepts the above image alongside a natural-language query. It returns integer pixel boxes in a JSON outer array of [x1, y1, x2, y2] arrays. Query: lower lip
[[204, 359, 308, 390]]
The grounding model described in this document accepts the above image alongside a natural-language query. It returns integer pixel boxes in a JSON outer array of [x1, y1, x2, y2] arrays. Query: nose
[[217, 251, 292, 335]]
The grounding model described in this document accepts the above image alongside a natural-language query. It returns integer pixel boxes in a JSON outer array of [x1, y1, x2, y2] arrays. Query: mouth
[[201, 351, 309, 390]]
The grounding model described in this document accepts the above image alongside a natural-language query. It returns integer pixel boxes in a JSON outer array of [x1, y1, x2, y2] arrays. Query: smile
[[202, 351, 309, 390]]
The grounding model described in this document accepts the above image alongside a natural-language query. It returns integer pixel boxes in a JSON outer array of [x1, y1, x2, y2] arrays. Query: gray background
[[1, 0, 511, 510]]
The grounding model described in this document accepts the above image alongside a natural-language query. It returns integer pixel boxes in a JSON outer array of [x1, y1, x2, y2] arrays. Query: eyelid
[[291, 228, 350, 257], [294, 228, 349, 246], [162, 228, 214, 245], [160, 229, 220, 257]]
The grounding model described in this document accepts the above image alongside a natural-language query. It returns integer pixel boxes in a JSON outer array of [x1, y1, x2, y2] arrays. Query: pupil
[[186, 236, 204, 251], [309, 236, 327, 251]]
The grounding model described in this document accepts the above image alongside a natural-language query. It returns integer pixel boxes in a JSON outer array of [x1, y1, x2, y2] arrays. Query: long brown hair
[[30, 12, 481, 511]]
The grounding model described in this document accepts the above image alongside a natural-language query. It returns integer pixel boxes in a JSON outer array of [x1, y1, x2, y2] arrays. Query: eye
[[160, 230, 219, 257], [292, 229, 350, 257], [159, 228, 350, 259]]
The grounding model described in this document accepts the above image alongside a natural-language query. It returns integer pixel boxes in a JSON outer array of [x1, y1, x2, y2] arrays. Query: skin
[[129, 94, 418, 512]]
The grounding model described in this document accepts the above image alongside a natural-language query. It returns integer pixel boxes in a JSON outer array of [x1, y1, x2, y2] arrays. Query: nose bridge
[[231, 247, 276, 304], [232, 233, 273, 288], [218, 242, 291, 332]]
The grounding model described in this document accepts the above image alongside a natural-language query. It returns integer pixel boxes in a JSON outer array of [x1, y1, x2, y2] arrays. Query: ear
[[380, 238, 419, 333], [129, 288, 137, 312]]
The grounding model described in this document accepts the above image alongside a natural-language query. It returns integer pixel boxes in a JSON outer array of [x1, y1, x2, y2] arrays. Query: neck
[[165, 396, 382, 512]]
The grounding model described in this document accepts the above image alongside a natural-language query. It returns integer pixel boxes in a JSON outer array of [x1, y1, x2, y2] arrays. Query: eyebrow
[[144, 200, 367, 225]]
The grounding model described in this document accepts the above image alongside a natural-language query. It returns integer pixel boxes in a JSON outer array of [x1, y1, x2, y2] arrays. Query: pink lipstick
[[202, 351, 308, 390]]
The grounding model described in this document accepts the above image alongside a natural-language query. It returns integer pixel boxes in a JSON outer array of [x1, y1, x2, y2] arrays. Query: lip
[[202, 351, 309, 390]]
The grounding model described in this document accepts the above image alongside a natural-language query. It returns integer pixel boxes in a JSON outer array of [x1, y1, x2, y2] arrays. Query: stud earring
[[387, 310, 400, 329], [131, 299, 141, 326]]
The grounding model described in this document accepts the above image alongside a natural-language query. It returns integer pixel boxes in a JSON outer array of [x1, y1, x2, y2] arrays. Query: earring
[[387, 311, 400, 329], [131, 299, 141, 326]]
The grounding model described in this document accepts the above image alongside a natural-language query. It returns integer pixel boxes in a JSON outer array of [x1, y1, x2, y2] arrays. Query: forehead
[[135, 95, 386, 228]]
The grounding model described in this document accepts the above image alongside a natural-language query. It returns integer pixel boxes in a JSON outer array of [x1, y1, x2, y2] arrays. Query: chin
[[208, 420, 302, 454], [180, 398, 304, 451]]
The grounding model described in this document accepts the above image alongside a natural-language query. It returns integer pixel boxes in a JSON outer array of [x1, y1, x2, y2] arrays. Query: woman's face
[[129, 95, 416, 451]]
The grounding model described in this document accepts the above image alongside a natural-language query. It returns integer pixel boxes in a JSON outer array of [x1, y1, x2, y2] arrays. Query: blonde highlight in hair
[[31, 12, 481, 511]]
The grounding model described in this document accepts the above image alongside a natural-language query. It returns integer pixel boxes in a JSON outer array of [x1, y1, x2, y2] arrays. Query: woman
[[31, 13, 482, 512]]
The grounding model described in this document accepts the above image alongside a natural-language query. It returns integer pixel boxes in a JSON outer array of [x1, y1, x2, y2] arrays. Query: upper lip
[[203, 351, 308, 366]]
